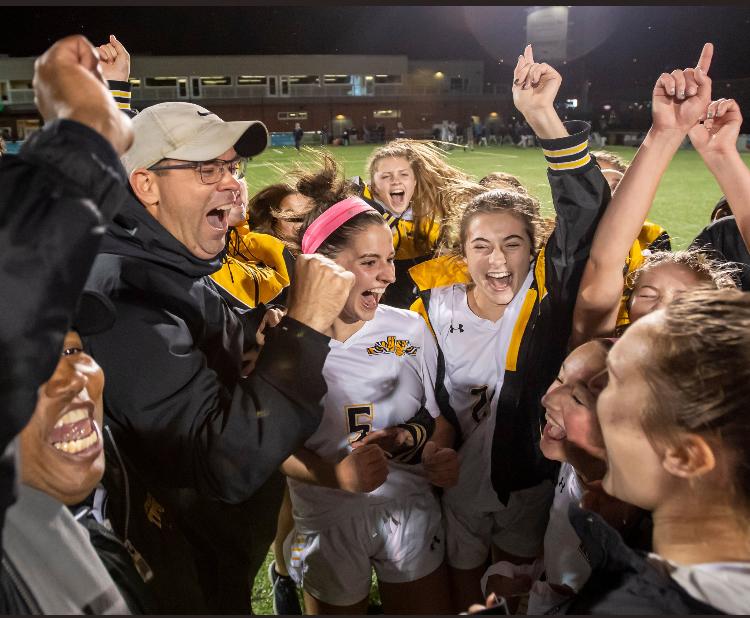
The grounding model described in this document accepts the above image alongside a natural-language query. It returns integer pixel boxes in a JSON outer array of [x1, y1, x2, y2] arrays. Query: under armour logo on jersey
[[430, 536, 441, 551], [367, 336, 419, 356], [449, 324, 464, 334]]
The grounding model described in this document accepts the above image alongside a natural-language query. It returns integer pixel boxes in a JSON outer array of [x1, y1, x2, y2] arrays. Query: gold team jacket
[[210, 223, 293, 307]]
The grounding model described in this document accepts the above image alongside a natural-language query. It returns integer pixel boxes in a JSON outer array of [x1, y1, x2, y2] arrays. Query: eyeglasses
[[148, 157, 247, 185]]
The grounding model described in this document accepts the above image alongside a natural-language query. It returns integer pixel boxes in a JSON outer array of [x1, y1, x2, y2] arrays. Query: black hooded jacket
[[83, 192, 331, 503], [558, 507, 725, 615]]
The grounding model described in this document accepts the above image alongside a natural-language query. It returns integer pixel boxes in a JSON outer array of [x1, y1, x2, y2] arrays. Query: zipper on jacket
[[104, 425, 130, 540], [104, 426, 154, 582], [2, 554, 42, 614]]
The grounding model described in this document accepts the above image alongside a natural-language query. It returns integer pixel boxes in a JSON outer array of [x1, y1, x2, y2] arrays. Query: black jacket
[[0, 120, 129, 555], [413, 122, 609, 503], [83, 193, 330, 502], [559, 507, 724, 615], [690, 215, 750, 291], [82, 185, 331, 611]]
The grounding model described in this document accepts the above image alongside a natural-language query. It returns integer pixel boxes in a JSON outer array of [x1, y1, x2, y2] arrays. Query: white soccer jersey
[[543, 463, 591, 591], [288, 304, 441, 533], [426, 277, 533, 512]]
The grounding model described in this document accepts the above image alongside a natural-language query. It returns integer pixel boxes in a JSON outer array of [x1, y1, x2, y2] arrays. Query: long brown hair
[[366, 139, 472, 253]]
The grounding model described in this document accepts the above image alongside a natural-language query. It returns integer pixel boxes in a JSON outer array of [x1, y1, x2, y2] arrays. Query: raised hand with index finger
[[513, 45, 562, 115], [652, 43, 713, 135], [512, 45, 567, 139]]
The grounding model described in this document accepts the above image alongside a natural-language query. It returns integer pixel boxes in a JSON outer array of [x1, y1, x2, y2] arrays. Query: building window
[[324, 75, 350, 84], [374, 75, 402, 84], [145, 77, 179, 87], [373, 110, 401, 118], [129, 78, 141, 87], [278, 112, 308, 120], [237, 75, 267, 85], [450, 78, 469, 92], [289, 75, 319, 85], [10, 80, 33, 90], [200, 76, 232, 86]]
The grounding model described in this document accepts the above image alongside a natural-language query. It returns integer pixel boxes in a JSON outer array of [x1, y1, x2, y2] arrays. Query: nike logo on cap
[[197, 111, 215, 117]]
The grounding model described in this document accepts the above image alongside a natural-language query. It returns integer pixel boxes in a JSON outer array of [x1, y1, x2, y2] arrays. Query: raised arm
[[513, 45, 568, 140], [95, 34, 135, 117], [689, 98, 750, 252], [571, 44, 714, 347]]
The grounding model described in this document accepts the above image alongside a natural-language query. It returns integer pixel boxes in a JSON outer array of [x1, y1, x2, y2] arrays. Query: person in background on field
[[293, 123, 303, 152], [465, 119, 475, 152]]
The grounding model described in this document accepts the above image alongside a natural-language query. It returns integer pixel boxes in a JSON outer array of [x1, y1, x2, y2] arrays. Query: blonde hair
[[592, 150, 628, 174], [367, 139, 472, 253], [479, 172, 530, 196], [627, 248, 738, 295]]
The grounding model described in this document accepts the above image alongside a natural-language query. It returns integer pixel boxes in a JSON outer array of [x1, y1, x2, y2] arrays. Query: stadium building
[[0, 53, 513, 142]]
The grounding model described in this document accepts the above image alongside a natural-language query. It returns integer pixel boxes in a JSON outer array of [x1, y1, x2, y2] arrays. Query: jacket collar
[[101, 193, 224, 278]]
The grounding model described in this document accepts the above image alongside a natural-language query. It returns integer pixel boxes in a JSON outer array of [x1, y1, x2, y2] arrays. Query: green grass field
[[246, 141, 750, 251], [248, 140, 750, 615]]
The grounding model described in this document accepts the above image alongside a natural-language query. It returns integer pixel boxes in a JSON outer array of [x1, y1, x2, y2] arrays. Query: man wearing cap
[[82, 100, 355, 611]]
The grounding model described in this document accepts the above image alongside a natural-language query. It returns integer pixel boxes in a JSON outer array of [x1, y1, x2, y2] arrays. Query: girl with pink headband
[[278, 196, 460, 614]]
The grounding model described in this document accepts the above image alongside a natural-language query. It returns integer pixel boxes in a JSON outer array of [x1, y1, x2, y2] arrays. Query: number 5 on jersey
[[346, 404, 373, 444]]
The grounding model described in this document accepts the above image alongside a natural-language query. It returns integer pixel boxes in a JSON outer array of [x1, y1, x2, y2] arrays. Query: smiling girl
[[565, 288, 750, 615], [279, 197, 458, 615], [350, 140, 472, 308], [408, 46, 610, 611]]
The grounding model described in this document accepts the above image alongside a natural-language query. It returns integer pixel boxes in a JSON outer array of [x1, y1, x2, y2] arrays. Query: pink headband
[[301, 197, 377, 254]]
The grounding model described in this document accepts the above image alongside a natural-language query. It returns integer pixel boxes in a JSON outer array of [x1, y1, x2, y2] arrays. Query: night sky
[[2, 6, 750, 86]]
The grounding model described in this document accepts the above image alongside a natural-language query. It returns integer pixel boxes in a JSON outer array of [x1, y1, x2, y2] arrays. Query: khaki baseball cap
[[121, 102, 268, 177]]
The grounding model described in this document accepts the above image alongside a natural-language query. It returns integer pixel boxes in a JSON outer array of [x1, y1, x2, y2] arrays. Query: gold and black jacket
[[410, 121, 610, 505], [349, 177, 440, 309], [211, 223, 294, 308]]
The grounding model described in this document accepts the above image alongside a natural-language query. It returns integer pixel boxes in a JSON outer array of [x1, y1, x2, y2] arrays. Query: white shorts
[[443, 480, 554, 570], [284, 491, 445, 606]]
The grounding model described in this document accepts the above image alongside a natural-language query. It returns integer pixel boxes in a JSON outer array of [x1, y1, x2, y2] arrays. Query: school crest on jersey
[[366, 336, 419, 356]]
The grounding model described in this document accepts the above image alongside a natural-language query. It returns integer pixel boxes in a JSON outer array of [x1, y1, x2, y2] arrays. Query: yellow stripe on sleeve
[[547, 154, 591, 171], [542, 141, 587, 158]]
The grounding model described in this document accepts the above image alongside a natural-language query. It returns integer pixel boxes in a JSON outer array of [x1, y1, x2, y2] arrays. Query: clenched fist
[[422, 441, 459, 488], [334, 443, 389, 493], [287, 254, 355, 334], [33, 35, 133, 156]]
